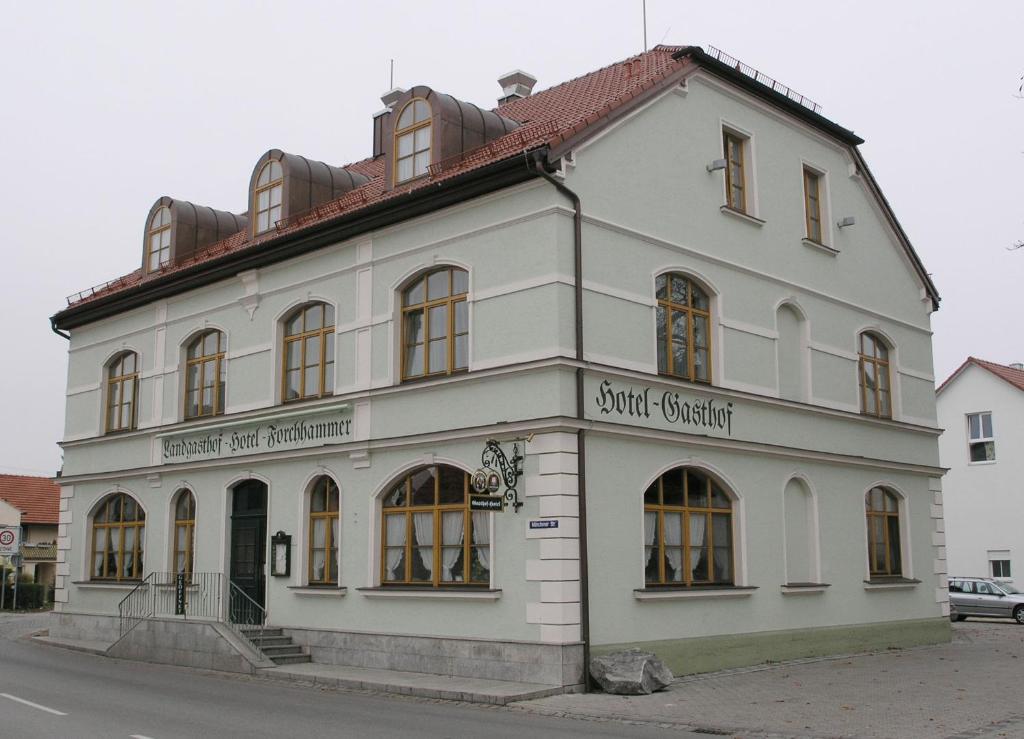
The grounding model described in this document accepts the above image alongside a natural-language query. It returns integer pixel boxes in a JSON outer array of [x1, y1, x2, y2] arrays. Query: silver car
[[948, 577, 1024, 624]]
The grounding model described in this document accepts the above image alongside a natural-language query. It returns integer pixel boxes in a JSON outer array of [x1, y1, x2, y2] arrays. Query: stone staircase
[[241, 627, 310, 665]]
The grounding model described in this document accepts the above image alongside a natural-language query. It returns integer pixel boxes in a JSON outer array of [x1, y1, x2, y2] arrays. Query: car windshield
[[996, 583, 1021, 595]]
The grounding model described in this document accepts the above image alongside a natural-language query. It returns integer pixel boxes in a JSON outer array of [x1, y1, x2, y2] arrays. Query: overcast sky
[[2, 1, 1021, 477]]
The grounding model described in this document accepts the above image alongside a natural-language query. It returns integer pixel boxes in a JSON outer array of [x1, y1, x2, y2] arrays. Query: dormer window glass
[[255, 161, 283, 234], [147, 206, 171, 272], [395, 99, 431, 184]]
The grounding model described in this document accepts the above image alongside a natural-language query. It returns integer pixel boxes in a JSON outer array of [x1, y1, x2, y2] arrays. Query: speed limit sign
[[0, 527, 20, 556]]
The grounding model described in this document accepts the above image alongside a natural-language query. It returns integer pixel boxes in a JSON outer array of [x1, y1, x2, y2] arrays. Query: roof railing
[[705, 45, 822, 114], [67, 276, 133, 305]]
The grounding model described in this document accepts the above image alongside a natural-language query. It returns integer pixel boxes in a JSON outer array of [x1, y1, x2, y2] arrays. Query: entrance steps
[[241, 626, 310, 666]]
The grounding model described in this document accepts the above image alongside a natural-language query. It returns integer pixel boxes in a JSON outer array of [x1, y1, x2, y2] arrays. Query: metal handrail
[[225, 581, 267, 657], [117, 573, 156, 638]]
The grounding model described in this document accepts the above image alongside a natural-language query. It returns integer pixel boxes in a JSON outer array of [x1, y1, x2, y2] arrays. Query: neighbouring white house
[[938, 358, 1024, 583], [48, 44, 947, 690]]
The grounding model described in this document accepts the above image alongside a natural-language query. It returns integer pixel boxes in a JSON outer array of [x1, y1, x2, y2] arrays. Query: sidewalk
[[514, 621, 1024, 738]]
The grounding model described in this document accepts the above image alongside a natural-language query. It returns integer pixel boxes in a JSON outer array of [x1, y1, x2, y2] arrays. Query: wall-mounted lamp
[[270, 531, 291, 577], [837, 216, 856, 229], [706, 158, 727, 173]]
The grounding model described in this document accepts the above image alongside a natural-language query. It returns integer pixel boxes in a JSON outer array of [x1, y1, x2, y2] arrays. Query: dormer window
[[147, 206, 171, 272], [255, 161, 283, 234], [394, 99, 431, 184]]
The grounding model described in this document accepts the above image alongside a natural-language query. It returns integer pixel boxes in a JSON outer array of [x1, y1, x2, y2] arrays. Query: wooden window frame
[[400, 267, 469, 382], [644, 468, 734, 587], [90, 492, 146, 581], [858, 333, 892, 419], [655, 273, 712, 383], [803, 167, 823, 244], [966, 411, 996, 462], [254, 161, 283, 235], [723, 131, 747, 213], [308, 477, 340, 586], [184, 330, 226, 419], [172, 490, 196, 581], [394, 98, 432, 186], [281, 303, 335, 403], [106, 352, 139, 434], [380, 466, 488, 588], [866, 487, 902, 578], [147, 206, 172, 273]]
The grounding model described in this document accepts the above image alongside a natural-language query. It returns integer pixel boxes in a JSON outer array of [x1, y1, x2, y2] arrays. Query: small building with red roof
[[938, 357, 1024, 585], [0, 474, 60, 589], [47, 44, 947, 687]]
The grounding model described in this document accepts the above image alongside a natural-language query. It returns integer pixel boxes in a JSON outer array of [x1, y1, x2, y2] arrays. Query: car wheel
[[1014, 606, 1024, 625], [955, 615, 967, 622]]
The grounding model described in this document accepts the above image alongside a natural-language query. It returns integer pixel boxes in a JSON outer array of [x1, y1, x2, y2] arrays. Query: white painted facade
[[52, 62, 947, 682], [939, 361, 1024, 583]]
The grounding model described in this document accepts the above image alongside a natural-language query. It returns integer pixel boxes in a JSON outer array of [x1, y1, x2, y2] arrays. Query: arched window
[[644, 467, 733, 586], [655, 274, 711, 383], [106, 352, 139, 433], [308, 477, 339, 585], [401, 266, 468, 381], [866, 486, 902, 578], [858, 332, 891, 419], [381, 465, 489, 587], [172, 490, 196, 579], [148, 206, 172, 272], [282, 303, 335, 402], [394, 98, 431, 184], [185, 330, 226, 419], [91, 492, 146, 581], [254, 161, 283, 234]]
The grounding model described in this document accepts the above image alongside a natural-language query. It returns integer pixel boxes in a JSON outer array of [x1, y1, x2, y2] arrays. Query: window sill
[[719, 205, 765, 227], [801, 238, 838, 256], [781, 583, 831, 595], [634, 586, 757, 601], [71, 580, 142, 590], [288, 585, 348, 597], [357, 587, 501, 601], [863, 578, 920, 591], [967, 460, 996, 466]]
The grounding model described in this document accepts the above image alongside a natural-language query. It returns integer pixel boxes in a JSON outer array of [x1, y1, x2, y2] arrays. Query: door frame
[[221, 475, 271, 617]]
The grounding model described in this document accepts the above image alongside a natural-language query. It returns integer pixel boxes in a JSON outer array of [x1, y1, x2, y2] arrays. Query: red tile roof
[[0, 475, 60, 525], [58, 46, 693, 311], [937, 357, 1024, 395]]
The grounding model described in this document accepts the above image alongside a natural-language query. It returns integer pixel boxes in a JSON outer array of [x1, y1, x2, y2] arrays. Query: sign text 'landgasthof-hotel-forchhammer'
[[160, 409, 353, 464], [593, 378, 735, 436]]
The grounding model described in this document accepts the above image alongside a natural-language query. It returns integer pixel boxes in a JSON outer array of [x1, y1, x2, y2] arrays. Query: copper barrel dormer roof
[[247, 149, 371, 235], [142, 197, 249, 274]]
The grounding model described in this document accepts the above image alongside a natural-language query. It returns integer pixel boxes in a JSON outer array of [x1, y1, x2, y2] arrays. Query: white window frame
[[967, 411, 995, 464], [988, 550, 1012, 581], [799, 159, 833, 248]]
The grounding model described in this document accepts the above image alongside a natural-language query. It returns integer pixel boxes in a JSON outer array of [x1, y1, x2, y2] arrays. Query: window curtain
[[440, 512, 464, 582], [471, 512, 491, 572], [413, 512, 434, 576], [385, 515, 406, 580], [689, 514, 707, 575], [663, 513, 683, 581], [644, 512, 657, 566]]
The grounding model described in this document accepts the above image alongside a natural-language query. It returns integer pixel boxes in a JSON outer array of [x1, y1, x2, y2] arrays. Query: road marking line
[[129, 735, 156, 739], [0, 693, 68, 716]]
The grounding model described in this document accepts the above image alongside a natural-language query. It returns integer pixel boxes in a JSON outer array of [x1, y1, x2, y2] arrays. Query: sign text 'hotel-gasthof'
[[592, 378, 735, 436], [160, 408, 353, 464]]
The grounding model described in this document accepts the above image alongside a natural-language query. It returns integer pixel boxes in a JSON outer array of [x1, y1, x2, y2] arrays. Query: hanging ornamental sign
[[471, 438, 525, 512]]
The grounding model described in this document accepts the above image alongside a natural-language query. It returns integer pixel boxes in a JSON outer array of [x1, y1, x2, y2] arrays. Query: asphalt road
[[0, 613, 690, 739]]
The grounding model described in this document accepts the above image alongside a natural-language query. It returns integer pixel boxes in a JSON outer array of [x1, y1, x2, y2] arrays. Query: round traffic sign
[[0, 530, 14, 547]]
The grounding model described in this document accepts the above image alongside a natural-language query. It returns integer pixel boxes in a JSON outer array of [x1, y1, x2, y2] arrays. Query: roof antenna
[[389, 59, 394, 89], [642, 0, 647, 51]]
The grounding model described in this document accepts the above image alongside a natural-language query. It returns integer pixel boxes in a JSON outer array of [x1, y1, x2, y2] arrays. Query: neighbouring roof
[[0, 475, 60, 525], [937, 357, 1024, 395], [51, 44, 939, 329]]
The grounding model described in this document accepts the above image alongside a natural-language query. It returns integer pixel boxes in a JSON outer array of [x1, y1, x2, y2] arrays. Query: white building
[[49, 45, 947, 689], [938, 357, 1024, 582]]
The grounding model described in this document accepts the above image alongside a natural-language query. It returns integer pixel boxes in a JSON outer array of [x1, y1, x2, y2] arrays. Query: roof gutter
[[528, 149, 593, 692], [53, 153, 543, 331], [50, 317, 70, 341]]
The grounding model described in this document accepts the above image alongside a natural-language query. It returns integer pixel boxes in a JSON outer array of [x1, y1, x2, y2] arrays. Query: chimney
[[380, 87, 407, 109], [1010, 362, 1023, 371], [497, 70, 537, 104]]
